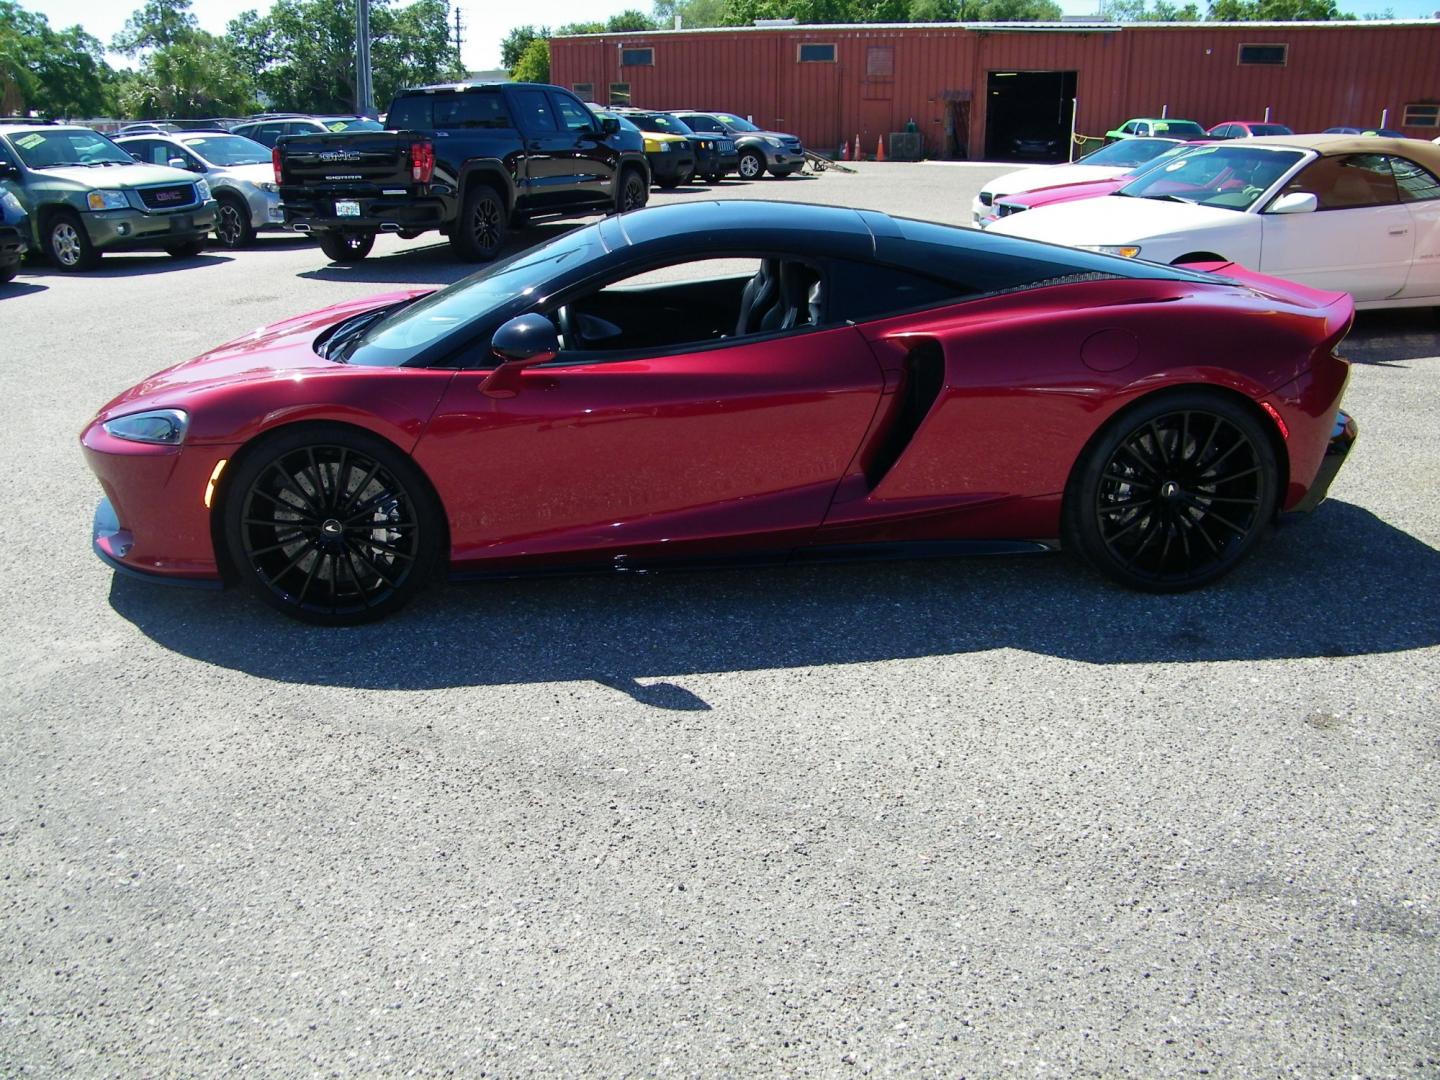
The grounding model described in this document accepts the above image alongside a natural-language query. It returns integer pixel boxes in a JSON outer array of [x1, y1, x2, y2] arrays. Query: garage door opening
[[984, 70, 1076, 163]]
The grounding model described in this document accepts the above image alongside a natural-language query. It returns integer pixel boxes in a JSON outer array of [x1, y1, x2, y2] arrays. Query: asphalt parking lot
[[3, 162, 1438, 1077]]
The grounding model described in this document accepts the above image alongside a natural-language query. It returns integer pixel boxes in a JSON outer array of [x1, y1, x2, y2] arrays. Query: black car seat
[[736, 259, 780, 335], [770, 261, 816, 330]]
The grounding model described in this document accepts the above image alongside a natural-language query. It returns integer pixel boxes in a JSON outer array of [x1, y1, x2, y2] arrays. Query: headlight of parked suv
[[1, 190, 22, 217], [764, 136, 786, 148], [195, 179, 212, 201], [259, 182, 280, 193], [86, 190, 128, 211], [1079, 244, 1143, 258], [102, 409, 190, 445]]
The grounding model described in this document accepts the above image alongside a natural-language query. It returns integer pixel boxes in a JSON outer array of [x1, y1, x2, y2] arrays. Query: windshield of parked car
[[6, 128, 133, 168], [638, 114, 695, 136], [323, 118, 384, 132], [342, 227, 604, 366], [1247, 123, 1293, 136], [181, 134, 270, 165], [713, 113, 760, 132], [1115, 145, 1305, 210], [1076, 138, 1181, 168]]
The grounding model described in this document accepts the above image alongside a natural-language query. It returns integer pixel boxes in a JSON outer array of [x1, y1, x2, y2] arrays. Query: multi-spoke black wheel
[[617, 168, 649, 213], [1065, 392, 1279, 592], [224, 427, 441, 624], [449, 185, 506, 262]]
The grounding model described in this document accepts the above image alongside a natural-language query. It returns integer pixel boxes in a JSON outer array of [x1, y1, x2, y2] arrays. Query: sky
[[24, 0, 1440, 71]]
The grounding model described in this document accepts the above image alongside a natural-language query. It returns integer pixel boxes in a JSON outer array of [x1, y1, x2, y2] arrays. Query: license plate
[[336, 200, 361, 217], [169, 215, 191, 231]]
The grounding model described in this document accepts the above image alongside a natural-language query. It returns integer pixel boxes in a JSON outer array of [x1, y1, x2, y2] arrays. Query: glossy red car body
[[82, 201, 1356, 607]]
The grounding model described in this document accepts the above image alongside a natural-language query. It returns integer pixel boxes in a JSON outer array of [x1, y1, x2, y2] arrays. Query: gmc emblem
[[319, 149, 362, 163], [155, 190, 183, 202]]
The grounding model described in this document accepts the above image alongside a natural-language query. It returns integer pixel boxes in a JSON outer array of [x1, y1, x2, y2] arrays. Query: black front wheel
[[317, 231, 375, 263], [1064, 392, 1280, 592], [0, 262, 16, 283], [616, 169, 649, 213], [223, 426, 442, 624], [165, 239, 206, 258]]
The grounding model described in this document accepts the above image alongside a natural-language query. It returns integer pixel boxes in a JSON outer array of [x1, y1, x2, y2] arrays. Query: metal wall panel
[[551, 23, 1440, 160]]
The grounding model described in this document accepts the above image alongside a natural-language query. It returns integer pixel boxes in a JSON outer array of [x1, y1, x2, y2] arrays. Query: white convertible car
[[970, 137, 1184, 228], [988, 135, 1440, 310]]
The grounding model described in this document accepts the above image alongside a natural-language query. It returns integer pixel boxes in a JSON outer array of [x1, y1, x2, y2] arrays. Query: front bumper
[[83, 202, 218, 250], [236, 184, 287, 230], [648, 151, 695, 184], [0, 224, 25, 260], [693, 148, 739, 177], [1287, 411, 1357, 515], [93, 497, 223, 589]]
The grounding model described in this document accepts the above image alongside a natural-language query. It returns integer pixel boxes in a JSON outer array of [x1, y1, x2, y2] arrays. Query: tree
[[229, 0, 465, 115], [511, 36, 550, 82], [112, 0, 200, 54], [1102, 0, 1200, 18], [501, 24, 549, 70], [1207, 0, 1350, 17], [973, 0, 1062, 18], [652, 0, 728, 27], [606, 9, 660, 29], [117, 31, 257, 117], [0, 1, 115, 116]]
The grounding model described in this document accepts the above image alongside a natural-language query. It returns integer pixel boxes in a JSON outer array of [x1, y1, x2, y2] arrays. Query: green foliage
[[606, 9, 660, 29], [112, 0, 200, 55], [0, 1, 114, 116], [228, 0, 466, 114], [511, 37, 551, 82], [652, 0, 729, 27], [1207, 0, 1350, 18], [117, 31, 257, 117], [709, 0, 1059, 23], [971, 0, 1062, 17], [501, 25, 549, 70], [1101, 0, 1201, 19]]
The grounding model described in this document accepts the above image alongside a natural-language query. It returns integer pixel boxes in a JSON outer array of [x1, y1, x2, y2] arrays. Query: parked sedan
[[1105, 118, 1206, 141], [987, 142, 1210, 225], [0, 186, 26, 282], [988, 135, 1440, 310], [1208, 121, 1294, 139], [82, 200, 1356, 624], [973, 137, 1183, 226], [232, 115, 383, 148], [116, 131, 285, 248], [671, 112, 804, 179]]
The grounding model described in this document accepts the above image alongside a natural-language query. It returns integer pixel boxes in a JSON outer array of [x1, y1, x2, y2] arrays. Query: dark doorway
[[984, 70, 1076, 163]]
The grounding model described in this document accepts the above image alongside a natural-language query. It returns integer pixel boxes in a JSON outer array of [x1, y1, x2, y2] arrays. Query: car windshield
[[1248, 123, 1293, 136], [343, 228, 604, 366], [1150, 120, 1205, 137], [181, 134, 269, 165], [1076, 137, 1182, 168], [7, 128, 133, 168], [642, 114, 695, 136], [1123, 144, 1199, 177], [1115, 145, 1305, 211], [713, 113, 760, 132], [323, 118, 383, 132]]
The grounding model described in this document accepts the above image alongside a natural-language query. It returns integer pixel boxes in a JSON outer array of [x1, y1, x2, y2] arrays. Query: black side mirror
[[482, 313, 560, 397], [0, 164, 16, 179], [600, 116, 621, 137]]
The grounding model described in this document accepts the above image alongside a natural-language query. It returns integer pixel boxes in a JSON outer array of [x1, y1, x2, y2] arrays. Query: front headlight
[[86, 190, 128, 211], [259, 182, 280, 193], [195, 179, 212, 201], [1079, 244, 1143, 258], [660, 141, 674, 151], [699, 140, 713, 150], [764, 136, 786, 148], [102, 409, 189, 445], [1, 190, 22, 216]]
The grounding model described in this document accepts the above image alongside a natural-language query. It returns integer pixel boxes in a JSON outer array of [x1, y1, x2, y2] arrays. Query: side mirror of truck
[[599, 116, 621, 137]]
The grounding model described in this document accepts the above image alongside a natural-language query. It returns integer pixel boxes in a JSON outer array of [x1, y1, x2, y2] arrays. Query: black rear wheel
[[224, 427, 441, 624], [449, 184, 507, 262], [1064, 392, 1279, 592], [317, 231, 375, 262]]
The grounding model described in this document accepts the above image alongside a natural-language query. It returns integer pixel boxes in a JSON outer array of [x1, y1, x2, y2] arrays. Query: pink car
[[989, 142, 1212, 225], [1207, 121, 1294, 139]]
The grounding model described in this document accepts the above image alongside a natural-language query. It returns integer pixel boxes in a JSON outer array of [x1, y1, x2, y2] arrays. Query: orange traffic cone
[[853, 133, 861, 161], [876, 135, 885, 162]]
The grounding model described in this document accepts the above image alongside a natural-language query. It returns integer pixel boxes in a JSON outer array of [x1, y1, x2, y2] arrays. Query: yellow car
[[591, 108, 695, 189]]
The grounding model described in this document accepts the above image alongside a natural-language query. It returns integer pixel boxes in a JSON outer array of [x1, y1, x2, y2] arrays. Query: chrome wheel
[[738, 151, 764, 179], [238, 444, 423, 619], [51, 222, 81, 267]]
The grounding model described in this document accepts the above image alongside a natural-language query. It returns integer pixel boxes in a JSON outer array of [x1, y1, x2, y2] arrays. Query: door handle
[[1389, 227, 1409, 235]]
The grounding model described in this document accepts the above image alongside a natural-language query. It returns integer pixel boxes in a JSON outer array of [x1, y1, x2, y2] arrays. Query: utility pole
[[453, 6, 466, 73], [356, 0, 374, 117]]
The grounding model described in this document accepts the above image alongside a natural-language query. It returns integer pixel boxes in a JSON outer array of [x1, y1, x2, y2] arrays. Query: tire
[[616, 168, 649, 213], [657, 176, 681, 190], [737, 149, 765, 180], [46, 210, 100, 271], [706, 174, 722, 184], [768, 168, 793, 179], [165, 239, 206, 258], [1062, 390, 1280, 592], [0, 261, 16, 283], [214, 194, 256, 249], [448, 184, 507, 262], [317, 231, 375, 262], [222, 425, 443, 625]]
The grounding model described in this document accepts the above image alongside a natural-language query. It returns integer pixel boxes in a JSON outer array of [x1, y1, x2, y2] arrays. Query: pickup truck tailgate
[[276, 131, 417, 191]]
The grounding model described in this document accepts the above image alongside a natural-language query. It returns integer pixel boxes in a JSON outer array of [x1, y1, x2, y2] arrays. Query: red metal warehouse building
[[550, 20, 1440, 162]]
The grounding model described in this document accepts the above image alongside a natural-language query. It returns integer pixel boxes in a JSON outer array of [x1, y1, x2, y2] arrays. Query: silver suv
[[117, 131, 285, 249]]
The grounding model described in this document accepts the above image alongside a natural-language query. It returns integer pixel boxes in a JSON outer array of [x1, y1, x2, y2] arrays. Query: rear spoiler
[[1188, 259, 1353, 352]]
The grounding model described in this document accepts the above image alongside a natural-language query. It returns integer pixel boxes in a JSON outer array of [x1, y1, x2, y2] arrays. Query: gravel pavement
[[2, 162, 1438, 1077]]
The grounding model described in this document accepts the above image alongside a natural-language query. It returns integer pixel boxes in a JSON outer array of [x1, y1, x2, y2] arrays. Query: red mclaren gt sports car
[[82, 201, 1357, 624]]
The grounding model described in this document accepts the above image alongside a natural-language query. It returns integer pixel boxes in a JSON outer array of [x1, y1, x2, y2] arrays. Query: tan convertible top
[[1238, 133, 1440, 170]]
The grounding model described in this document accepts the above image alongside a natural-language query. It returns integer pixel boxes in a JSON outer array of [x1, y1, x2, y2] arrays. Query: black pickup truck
[[275, 82, 652, 263]]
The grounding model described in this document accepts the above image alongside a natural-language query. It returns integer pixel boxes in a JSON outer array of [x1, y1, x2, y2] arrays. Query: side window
[[827, 260, 960, 323], [511, 89, 556, 133], [1135, 123, 1150, 137], [256, 124, 283, 145], [386, 96, 434, 131], [550, 93, 595, 133], [1120, 121, 1137, 135], [685, 115, 721, 133], [1282, 154, 1400, 210], [434, 91, 511, 130], [1388, 156, 1440, 203]]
